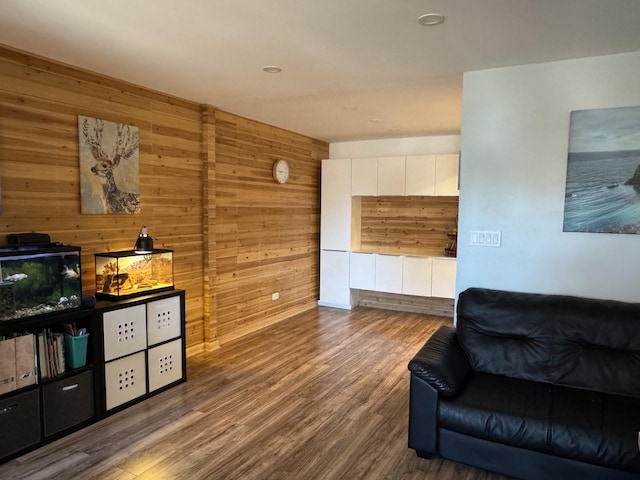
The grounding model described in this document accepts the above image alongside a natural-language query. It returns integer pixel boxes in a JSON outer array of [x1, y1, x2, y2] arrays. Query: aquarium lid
[[0, 243, 81, 255]]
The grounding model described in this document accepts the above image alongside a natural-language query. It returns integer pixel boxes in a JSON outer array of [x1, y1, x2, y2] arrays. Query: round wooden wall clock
[[272, 159, 290, 184]]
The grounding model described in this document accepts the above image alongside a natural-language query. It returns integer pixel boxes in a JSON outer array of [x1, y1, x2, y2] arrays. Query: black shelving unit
[[0, 289, 187, 464], [0, 307, 96, 462]]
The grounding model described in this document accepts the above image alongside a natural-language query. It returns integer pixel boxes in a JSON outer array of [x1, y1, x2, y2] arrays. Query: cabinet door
[[102, 304, 147, 361], [402, 256, 433, 297], [43, 370, 94, 436], [104, 351, 147, 410], [147, 295, 181, 347], [351, 157, 378, 196], [377, 156, 406, 196], [435, 154, 459, 196], [405, 155, 435, 196], [148, 338, 183, 392], [375, 255, 403, 294], [320, 159, 352, 250], [350, 252, 376, 290], [431, 258, 457, 299], [319, 250, 351, 308], [0, 389, 40, 458]]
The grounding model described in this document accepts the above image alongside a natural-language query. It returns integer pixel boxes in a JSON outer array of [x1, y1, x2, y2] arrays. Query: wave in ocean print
[[563, 150, 640, 233]]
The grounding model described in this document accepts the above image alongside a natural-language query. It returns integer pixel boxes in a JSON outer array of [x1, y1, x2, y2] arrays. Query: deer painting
[[79, 116, 140, 214]]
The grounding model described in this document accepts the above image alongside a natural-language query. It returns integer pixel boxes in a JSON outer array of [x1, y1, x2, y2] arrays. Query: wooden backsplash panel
[[359, 196, 458, 256], [0, 44, 329, 351]]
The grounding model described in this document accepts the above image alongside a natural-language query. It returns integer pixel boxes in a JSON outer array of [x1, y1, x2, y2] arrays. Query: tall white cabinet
[[320, 159, 352, 251], [319, 159, 353, 308], [319, 154, 459, 310]]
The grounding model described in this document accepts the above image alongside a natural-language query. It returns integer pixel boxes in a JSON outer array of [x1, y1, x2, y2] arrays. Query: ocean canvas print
[[563, 106, 640, 234]]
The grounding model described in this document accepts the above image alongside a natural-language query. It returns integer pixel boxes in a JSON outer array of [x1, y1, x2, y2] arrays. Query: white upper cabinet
[[351, 157, 378, 196], [405, 155, 436, 196], [320, 159, 352, 251], [377, 156, 406, 196], [434, 154, 459, 196], [343, 154, 458, 198]]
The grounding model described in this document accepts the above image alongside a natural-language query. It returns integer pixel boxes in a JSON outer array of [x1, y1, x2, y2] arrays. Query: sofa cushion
[[439, 371, 640, 473], [456, 288, 640, 398], [549, 385, 640, 473], [456, 289, 555, 383], [439, 372, 552, 454]]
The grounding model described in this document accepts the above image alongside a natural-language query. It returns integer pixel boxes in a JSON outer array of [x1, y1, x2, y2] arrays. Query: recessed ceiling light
[[262, 66, 282, 73], [417, 13, 445, 26]]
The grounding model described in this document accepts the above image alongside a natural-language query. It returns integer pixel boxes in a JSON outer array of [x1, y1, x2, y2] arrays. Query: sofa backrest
[[456, 287, 640, 398]]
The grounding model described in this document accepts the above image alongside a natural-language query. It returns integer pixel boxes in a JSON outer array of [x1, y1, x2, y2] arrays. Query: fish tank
[[0, 245, 82, 322], [94, 249, 174, 299]]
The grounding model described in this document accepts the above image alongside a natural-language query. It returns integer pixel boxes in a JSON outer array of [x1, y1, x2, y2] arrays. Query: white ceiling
[[1, 0, 640, 143]]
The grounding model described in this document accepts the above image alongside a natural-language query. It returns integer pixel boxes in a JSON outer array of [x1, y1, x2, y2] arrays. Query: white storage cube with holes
[[147, 296, 181, 346], [104, 351, 147, 410], [102, 304, 147, 361], [148, 338, 183, 392]]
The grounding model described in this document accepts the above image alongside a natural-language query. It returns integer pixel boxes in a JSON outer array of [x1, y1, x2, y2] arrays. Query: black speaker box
[[6, 233, 51, 245]]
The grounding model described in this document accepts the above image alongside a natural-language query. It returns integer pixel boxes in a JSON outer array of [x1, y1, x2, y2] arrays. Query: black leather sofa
[[408, 287, 640, 480]]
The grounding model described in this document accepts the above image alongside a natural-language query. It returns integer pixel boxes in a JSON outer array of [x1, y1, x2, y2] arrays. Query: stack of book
[[38, 329, 66, 380]]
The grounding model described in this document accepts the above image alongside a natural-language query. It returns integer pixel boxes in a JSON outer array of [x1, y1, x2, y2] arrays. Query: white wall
[[330, 135, 460, 159], [458, 51, 640, 302]]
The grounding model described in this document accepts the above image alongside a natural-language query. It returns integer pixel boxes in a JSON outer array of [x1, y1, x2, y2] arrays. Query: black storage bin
[[0, 389, 40, 458], [42, 370, 94, 436]]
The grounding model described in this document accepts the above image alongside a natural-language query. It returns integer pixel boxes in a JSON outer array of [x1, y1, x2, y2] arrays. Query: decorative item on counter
[[444, 227, 457, 257]]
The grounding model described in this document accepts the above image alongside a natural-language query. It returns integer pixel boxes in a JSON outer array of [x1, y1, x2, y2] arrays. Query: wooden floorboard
[[3, 306, 511, 480]]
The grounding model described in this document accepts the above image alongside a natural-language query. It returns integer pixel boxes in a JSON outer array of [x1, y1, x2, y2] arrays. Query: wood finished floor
[[3, 307, 511, 480]]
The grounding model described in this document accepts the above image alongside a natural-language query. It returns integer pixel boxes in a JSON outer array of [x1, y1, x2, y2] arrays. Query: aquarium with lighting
[[94, 249, 174, 299], [0, 245, 82, 321]]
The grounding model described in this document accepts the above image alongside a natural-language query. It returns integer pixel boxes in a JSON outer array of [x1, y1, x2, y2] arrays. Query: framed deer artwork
[[78, 115, 140, 214]]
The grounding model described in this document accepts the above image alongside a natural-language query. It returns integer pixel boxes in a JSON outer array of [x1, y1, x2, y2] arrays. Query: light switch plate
[[470, 230, 501, 247]]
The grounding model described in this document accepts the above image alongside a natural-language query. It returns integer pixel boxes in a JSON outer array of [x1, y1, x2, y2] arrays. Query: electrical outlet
[[272, 292, 279, 300]]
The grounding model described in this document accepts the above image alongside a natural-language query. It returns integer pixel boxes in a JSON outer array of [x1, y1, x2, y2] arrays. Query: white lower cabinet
[[319, 250, 351, 308], [402, 256, 433, 297], [432, 258, 457, 299], [375, 255, 403, 294], [349, 254, 456, 299], [349, 252, 376, 290]]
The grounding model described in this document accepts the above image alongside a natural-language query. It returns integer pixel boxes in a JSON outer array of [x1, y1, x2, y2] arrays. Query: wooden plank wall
[[0, 45, 328, 351], [359, 196, 458, 256], [215, 111, 327, 344]]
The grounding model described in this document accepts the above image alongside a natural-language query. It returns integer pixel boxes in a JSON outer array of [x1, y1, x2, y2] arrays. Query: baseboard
[[355, 290, 454, 317], [317, 301, 352, 310]]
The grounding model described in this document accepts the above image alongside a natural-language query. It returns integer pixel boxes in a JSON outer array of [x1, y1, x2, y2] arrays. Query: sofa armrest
[[408, 325, 471, 397]]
